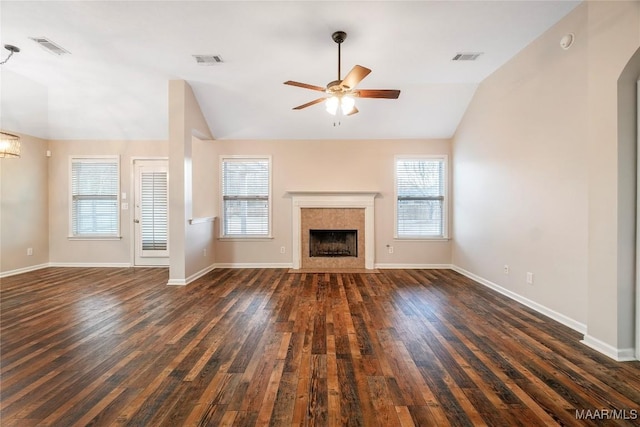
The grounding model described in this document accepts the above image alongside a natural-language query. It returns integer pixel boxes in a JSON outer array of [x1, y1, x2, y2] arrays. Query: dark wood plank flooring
[[1, 267, 640, 426]]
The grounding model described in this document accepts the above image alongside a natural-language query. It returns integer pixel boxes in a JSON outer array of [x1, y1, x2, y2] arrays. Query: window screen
[[71, 157, 119, 237], [221, 157, 270, 237], [396, 157, 446, 238]]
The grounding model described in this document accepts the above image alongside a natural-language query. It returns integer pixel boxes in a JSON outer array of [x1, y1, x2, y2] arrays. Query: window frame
[[68, 155, 121, 240], [394, 155, 449, 240], [219, 155, 273, 239]]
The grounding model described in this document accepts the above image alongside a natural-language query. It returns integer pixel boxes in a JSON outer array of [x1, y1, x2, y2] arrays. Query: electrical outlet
[[203, 248, 207, 257], [280, 246, 285, 254], [388, 246, 394, 254], [503, 265, 509, 275], [526, 272, 534, 285], [27, 248, 33, 256]]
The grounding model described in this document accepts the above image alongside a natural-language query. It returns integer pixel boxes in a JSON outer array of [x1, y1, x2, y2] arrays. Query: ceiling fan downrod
[[332, 31, 347, 82]]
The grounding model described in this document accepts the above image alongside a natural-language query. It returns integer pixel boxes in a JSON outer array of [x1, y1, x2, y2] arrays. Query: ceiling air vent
[[452, 52, 483, 61], [30, 37, 70, 55], [193, 54, 223, 65]]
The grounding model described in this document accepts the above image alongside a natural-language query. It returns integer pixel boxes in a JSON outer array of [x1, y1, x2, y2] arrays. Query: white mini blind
[[396, 158, 446, 238], [71, 158, 119, 236], [141, 171, 168, 250], [221, 158, 270, 236]]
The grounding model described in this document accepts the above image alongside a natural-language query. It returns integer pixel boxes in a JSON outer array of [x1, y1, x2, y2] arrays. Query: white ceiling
[[0, 0, 580, 141]]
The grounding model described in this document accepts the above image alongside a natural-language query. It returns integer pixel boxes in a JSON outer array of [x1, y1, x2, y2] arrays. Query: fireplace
[[288, 192, 378, 270], [309, 229, 357, 257]]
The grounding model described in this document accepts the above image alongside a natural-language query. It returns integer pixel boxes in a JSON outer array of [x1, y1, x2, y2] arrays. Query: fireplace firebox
[[309, 229, 357, 257]]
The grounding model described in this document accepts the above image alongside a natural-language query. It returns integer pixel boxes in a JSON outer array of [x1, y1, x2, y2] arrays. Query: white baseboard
[[451, 265, 587, 335], [375, 263, 453, 269], [213, 263, 293, 269], [581, 335, 636, 362], [167, 263, 216, 286], [48, 262, 132, 268], [0, 263, 50, 278], [1, 262, 135, 278]]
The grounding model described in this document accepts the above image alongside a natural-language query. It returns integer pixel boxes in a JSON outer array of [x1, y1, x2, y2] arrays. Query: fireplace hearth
[[309, 229, 357, 257]]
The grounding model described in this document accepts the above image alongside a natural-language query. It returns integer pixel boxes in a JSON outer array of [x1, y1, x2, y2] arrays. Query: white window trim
[[68, 155, 121, 239], [394, 154, 449, 240], [219, 155, 273, 239]]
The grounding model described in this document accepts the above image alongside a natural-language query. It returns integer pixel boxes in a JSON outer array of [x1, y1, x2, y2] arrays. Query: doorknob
[[134, 219, 140, 223]]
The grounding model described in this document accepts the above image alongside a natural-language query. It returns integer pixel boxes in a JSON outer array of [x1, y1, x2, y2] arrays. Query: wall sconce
[[0, 132, 21, 158]]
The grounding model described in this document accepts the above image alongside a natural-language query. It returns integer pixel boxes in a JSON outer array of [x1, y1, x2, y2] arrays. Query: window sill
[[218, 236, 273, 242], [394, 237, 450, 242], [68, 236, 122, 241]]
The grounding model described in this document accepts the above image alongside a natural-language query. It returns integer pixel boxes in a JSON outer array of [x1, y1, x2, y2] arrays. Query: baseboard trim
[[48, 262, 132, 268], [451, 265, 587, 335], [375, 263, 454, 269], [581, 335, 636, 362], [0, 263, 50, 278], [213, 263, 293, 269], [167, 263, 216, 286]]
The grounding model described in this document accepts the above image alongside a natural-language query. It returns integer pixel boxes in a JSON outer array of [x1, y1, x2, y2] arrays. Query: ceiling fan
[[284, 31, 400, 116]]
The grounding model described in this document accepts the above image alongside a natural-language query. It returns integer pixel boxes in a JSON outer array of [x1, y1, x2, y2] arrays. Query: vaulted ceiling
[[0, 1, 580, 141]]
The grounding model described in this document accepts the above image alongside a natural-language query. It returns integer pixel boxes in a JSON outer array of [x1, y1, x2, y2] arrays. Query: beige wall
[[211, 138, 452, 267], [585, 1, 640, 356], [168, 80, 215, 284], [47, 139, 167, 265], [453, 1, 640, 358], [0, 133, 50, 274]]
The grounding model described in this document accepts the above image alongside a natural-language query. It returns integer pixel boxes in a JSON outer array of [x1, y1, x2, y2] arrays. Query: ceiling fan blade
[[284, 81, 326, 92], [340, 65, 371, 90], [346, 106, 359, 116], [355, 89, 401, 99], [293, 98, 326, 110]]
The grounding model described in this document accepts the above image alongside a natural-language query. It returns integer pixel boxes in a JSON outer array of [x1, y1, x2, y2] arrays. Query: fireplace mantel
[[288, 191, 378, 269]]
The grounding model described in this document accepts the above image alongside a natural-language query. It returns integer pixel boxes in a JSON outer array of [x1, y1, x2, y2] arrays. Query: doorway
[[133, 159, 169, 266]]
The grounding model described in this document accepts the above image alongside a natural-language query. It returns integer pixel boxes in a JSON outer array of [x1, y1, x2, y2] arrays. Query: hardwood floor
[[1, 267, 639, 426]]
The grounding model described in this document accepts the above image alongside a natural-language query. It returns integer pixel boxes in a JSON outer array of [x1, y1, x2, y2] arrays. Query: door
[[134, 159, 169, 266]]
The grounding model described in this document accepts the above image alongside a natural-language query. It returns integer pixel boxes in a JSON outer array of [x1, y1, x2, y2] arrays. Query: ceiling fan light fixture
[[325, 96, 339, 115], [340, 95, 355, 115]]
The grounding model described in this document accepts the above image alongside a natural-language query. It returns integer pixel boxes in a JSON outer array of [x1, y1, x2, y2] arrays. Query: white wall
[[211, 138, 452, 268]]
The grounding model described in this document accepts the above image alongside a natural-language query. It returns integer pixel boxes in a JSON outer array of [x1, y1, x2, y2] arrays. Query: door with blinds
[[134, 159, 169, 266]]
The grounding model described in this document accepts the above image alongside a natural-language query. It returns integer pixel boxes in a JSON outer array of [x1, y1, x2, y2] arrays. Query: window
[[70, 156, 120, 238], [395, 156, 447, 239], [221, 156, 271, 237]]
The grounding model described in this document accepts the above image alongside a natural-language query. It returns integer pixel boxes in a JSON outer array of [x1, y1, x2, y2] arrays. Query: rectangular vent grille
[[30, 37, 70, 55], [193, 55, 223, 65], [452, 52, 483, 61]]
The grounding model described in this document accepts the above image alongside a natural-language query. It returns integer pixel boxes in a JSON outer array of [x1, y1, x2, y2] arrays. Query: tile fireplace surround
[[288, 192, 377, 270]]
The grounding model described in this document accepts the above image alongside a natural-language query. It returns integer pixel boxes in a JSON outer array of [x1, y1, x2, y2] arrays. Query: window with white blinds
[[395, 156, 447, 238], [70, 157, 120, 237], [140, 171, 168, 250], [221, 156, 271, 237]]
